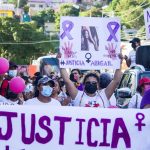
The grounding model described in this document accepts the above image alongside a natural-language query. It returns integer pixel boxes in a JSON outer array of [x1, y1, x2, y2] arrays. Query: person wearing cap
[[0, 61, 18, 97], [25, 76, 61, 105], [140, 89, 150, 109], [128, 77, 150, 108], [123, 38, 141, 67]]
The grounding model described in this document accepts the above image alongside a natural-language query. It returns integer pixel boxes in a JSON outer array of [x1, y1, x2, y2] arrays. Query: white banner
[[144, 8, 150, 40], [0, 106, 150, 150], [59, 16, 121, 70]]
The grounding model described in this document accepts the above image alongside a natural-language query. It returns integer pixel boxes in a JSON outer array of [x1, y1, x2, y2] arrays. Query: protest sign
[[0, 106, 150, 150], [144, 8, 150, 40], [59, 16, 121, 70]]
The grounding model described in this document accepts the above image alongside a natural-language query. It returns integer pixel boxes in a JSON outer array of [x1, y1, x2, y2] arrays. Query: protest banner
[[59, 16, 121, 70], [0, 106, 150, 150], [144, 8, 150, 40]]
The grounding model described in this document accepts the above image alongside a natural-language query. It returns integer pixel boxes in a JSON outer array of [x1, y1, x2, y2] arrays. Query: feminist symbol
[[85, 53, 92, 63], [107, 21, 120, 42], [135, 113, 146, 131], [60, 20, 74, 40]]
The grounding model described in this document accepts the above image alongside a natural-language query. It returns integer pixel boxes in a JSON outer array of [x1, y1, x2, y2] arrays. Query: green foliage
[[23, 5, 29, 13], [19, 0, 27, 8], [0, 17, 55, 64], [108, 0, 150, 29], [80, 6, 102, 17], [55, 3, 80, 30], [32, 9, 55, 28]]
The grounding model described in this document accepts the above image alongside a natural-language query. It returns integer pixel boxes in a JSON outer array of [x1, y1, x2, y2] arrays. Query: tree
[[0, 17, 56, 64], [55, 4, 80, 30], [108, 0, 150, 29], [32, 8, 55, 28], [80, 6, 102, 17]]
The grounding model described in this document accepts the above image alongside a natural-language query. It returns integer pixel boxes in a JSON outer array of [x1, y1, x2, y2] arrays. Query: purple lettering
[[35, 116, 53, 144], [6, 145, 9, 150], [54, 116, 72, 145], [111, 118, 131, 148], [21, 114, 35, 144], [0, 111, 17, 140], [75, 118, 85, 145], [87, 118, 99, 147], [99, 119, 111, 146]]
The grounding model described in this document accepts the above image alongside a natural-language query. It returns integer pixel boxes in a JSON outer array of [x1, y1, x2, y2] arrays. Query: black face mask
[[131, 43, 136, 49], [84, 82, 97, 94]]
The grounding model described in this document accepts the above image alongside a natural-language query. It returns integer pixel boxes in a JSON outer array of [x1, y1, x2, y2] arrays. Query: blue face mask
[[41, 85, 53, 97], [8, 70, 17, 77]]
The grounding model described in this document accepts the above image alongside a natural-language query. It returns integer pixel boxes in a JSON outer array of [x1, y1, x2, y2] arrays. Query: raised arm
[[60, 68, 78, 100], [105, 69, 122, 100]]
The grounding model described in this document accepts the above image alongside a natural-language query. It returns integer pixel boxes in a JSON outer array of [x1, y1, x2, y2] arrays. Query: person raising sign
[[58, 50, 122, 108]]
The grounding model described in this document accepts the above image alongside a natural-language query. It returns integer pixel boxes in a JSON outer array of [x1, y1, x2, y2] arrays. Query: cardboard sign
[[0, 106, 150, 150], [59, 16, 121, 69]]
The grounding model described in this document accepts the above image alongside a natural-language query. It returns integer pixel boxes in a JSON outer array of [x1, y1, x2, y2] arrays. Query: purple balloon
[[0, 57, 9, 75], [9, 77, 25, 94]]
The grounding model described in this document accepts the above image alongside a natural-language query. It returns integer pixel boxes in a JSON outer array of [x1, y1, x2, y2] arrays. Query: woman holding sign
[[60, 67, 121, 108]]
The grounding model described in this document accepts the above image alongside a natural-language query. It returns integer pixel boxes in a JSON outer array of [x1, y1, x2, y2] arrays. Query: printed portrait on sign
[[81, 26, 99, 51]]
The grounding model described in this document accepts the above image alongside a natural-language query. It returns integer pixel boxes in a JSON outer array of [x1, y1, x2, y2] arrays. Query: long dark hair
[[81, 29, 94, 50], [83, 72, 100, 85]]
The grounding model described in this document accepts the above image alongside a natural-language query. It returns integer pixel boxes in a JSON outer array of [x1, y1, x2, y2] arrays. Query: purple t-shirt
[[77, 83, 83, 91], [140, 89, 150, 109]]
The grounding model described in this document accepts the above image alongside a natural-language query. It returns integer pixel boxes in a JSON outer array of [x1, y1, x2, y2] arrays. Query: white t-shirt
[[109, 93, 117, 106], [25, 97, 61, 106], [73, 89, 110, 108], [128, 93, 142, 109], [0, 96, 18, 105], [128, 50, 136, 67], [0, 95, 7, 102]]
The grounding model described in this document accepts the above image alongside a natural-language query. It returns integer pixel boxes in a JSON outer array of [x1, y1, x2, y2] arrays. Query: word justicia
[[0, 111, 132, 148]]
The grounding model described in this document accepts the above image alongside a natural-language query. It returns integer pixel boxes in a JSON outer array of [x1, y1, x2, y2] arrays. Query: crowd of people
[[0, 38, 150, 109]]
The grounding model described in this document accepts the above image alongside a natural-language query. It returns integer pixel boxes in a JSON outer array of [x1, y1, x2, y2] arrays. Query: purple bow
[[107, 21, 120, 42], [60, 20, 74, 40]]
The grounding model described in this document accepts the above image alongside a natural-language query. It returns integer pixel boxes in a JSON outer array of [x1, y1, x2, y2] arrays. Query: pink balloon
[[0, 57, 9, 75], [9, 77, 25, 94]]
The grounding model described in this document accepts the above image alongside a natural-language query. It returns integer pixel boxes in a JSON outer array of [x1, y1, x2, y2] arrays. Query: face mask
[[144, 85, 150, 92], [41, 85, 53, 97], [24, 84, 34, 93], [8, 70, 17, 77], [84, 82, 97, 94]]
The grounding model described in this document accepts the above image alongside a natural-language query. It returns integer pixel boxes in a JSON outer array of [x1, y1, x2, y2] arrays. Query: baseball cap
[[38, 76, 55, 86], [129, 38, 140, 43], [9, 61, 18, 69], [139, 77, 150, 86]]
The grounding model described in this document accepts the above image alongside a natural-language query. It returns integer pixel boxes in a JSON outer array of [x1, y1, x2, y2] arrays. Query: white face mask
[[41, 85, 53, 97], [8, 70, 17, 77]]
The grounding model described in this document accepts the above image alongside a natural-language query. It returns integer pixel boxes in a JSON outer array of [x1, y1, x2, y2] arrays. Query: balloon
[[9, 77, 25, 94], [0, 57, 9, 75]]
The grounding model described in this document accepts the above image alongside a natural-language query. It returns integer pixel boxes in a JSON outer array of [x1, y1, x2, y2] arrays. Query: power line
[[0, 40, 59, 45]]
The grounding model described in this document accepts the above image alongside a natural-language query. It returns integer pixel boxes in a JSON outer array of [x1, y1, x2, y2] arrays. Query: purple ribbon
[[107, 21, 120, 42], [60, 20, 74, 40]]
